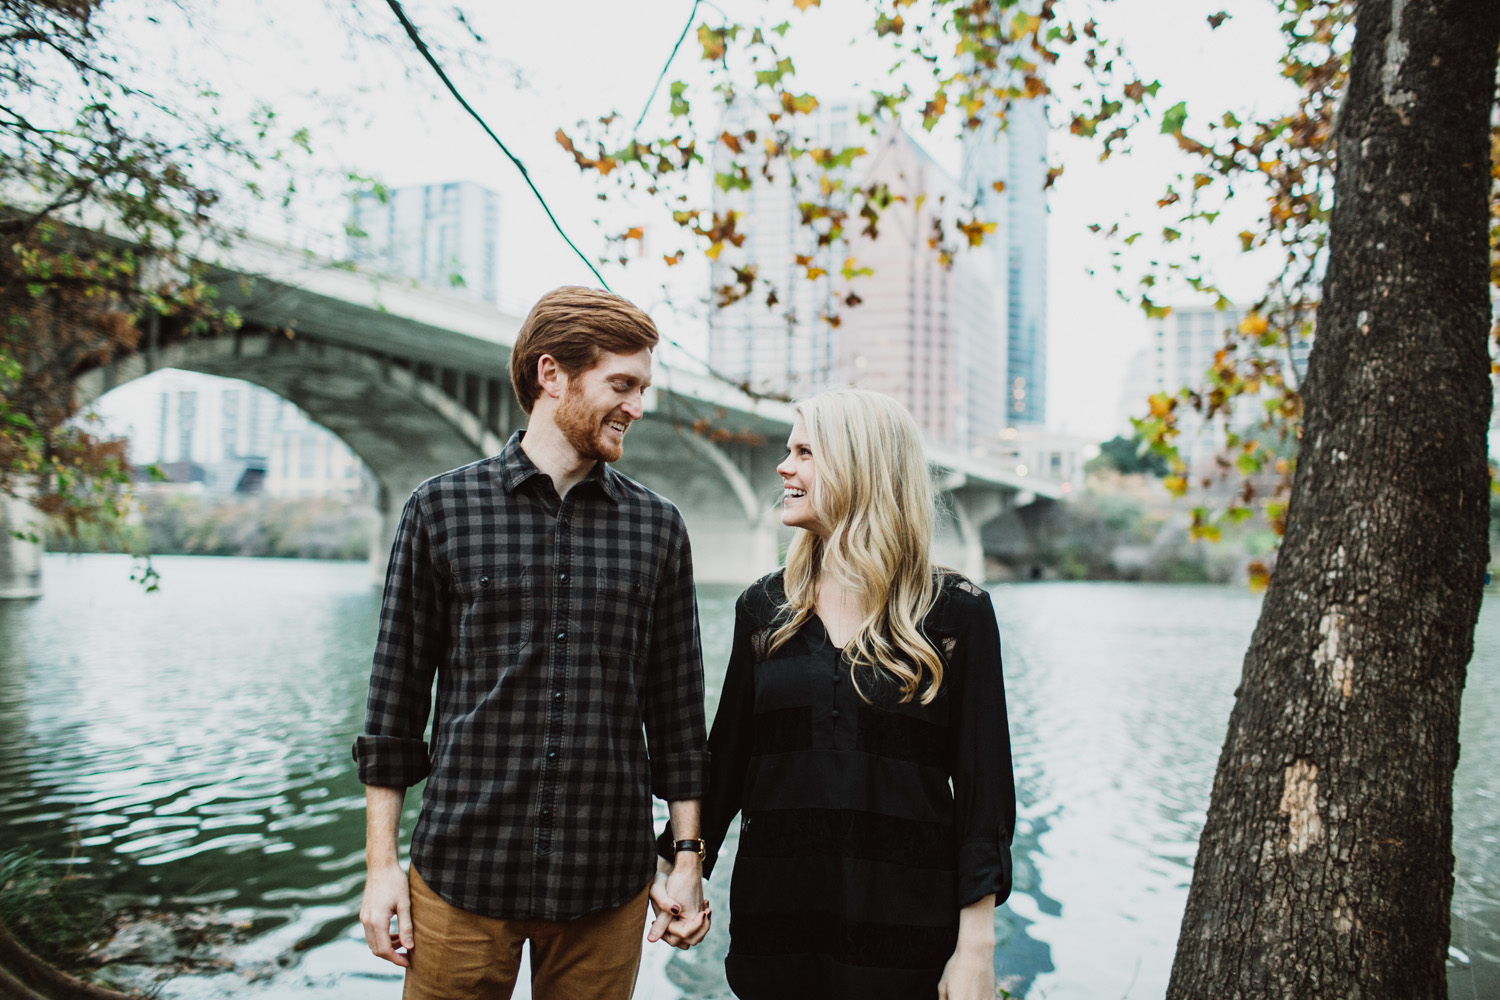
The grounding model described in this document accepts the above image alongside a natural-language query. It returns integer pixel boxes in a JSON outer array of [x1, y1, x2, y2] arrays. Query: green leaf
[[1160, 101, 1188, 135]]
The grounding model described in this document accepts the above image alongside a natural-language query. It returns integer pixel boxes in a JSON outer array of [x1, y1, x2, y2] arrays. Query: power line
[[381, 0, 609, 289], [632, 0, 701, 137]]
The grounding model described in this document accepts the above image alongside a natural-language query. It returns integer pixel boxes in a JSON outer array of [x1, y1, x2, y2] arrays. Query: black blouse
[[689, 570, 1015, 1000]]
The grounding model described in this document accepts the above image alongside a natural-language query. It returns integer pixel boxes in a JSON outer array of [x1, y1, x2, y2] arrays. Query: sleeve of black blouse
[[950, 588, 1017, 907], [658, 592, 757, 879]]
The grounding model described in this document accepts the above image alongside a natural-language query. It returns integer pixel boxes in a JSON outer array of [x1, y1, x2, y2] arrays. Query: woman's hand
[[647, 856, 712, 949], [938, 893, 996, 1000], [937, 938, 995, 1000]]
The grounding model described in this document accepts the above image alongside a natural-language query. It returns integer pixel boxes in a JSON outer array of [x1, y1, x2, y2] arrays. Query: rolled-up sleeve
[[951, 589, 1017, 907], [353, 490, 445, 788], [641, 515, 709, 802]]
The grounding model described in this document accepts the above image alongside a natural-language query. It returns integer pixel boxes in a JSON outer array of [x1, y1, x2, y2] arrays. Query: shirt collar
[[498, 431, 623, 505]]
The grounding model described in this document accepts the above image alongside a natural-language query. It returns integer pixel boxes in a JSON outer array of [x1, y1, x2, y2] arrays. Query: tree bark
[[1167, 3, 1499, 998]]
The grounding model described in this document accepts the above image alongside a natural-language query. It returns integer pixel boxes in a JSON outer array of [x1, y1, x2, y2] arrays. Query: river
[[0, 555, 1494, 998]]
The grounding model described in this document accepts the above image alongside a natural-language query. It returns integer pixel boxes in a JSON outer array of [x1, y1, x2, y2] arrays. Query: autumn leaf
[[706, 241, 724, 260], [921, 92, 948, 131], [781, 91, 820, 115], [841, 257, 874, 279], [991, 180, 1006, 193], [1247, 560, 1270, 592], [663, 251, 684, 266], [621, 227, 644, 241], [876, 13, 904, 36], [1044, 165, 1064, 189], [1238, 230, 1256, 251], [698, 24, 730, 61], [805, 266, 827, 279], [1207, 11, 1231, 28], [719, 131, 743, 154], [957, 219, 998, 247], [793, 0, 820, 9], [1010, 10, 1042, 39], [1239, 312, 1270, 336]]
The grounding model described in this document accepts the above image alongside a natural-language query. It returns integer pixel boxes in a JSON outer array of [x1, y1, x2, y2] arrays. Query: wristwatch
[[673, 839, 707, 859]]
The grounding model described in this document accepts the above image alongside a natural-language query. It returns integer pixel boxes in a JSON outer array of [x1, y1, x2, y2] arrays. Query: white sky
[[93, 0, 1299, 442]]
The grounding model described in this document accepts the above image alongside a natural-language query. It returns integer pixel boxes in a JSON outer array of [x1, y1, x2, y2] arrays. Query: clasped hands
[[646, 855, 711, 949]]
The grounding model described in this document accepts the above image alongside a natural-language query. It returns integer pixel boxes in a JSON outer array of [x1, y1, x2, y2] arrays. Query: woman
[[672, 387, 1015, 999]]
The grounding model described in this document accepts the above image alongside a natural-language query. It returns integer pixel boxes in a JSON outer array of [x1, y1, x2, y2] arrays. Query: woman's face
[[777, 415, 828, 537]]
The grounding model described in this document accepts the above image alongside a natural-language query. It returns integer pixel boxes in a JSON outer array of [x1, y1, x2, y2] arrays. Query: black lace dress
[[694, 570, 1015, 999]]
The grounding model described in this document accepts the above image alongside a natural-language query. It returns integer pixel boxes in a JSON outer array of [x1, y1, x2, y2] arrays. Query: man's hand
[[360, 861, 414, 967], [647, 857, 710, 949]]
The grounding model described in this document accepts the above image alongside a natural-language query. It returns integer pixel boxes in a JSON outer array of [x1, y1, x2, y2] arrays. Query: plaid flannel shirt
[[353, 432, 709, 921]]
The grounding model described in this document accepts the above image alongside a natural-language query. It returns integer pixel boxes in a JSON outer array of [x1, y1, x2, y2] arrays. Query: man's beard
[[557, 382, 625, 463]]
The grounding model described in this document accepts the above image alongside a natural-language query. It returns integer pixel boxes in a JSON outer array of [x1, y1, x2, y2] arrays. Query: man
[[355, 287, 710, 999]]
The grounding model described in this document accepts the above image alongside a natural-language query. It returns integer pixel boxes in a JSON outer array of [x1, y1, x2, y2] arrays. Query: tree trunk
[[1167, 3, 1499, 998]]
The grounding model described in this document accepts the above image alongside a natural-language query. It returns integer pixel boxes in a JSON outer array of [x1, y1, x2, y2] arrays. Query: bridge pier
[[0, 492, 43, 600]]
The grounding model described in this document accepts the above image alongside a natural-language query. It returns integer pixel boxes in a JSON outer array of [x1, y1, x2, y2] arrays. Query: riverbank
[[45, 494, 376, 561]]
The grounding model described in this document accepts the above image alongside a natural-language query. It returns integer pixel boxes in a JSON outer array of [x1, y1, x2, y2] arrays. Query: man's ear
[[537, 355, 566, 401]]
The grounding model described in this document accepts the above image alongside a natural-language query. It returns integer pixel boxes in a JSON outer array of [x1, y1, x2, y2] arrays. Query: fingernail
[[671, 905, 681, 915]]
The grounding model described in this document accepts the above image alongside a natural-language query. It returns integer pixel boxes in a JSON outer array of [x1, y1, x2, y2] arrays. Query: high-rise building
[[348, 181, 500, 306], [960, 99, 1049, 427], [705, 102, 1047, 451], [1143, 303, 1313, 469], [705, 102, 856, 400], [110, 370, 370, 498]]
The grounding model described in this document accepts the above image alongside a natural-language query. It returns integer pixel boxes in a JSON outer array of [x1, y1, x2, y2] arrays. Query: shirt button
[[553, 690, 563, 700], [479, 576, 491, 587], [556, 632, 566, 641], [831, 709, 841, 719], [547, 750, 558, 760], [540, 806, 551, 817], [559, 572, 567, 581], [833, 674, 841, 684]]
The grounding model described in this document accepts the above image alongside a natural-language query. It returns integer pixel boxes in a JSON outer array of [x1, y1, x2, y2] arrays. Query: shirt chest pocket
[[454, 570, 531, 656], [590, 577, 654, 661]]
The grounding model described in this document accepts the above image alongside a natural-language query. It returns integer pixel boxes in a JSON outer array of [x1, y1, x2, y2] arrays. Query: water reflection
[[0, 557, 1496, 998]]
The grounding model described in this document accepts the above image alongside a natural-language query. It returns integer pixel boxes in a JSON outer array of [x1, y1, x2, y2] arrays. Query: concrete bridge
[[1, 235, 1060, 598]]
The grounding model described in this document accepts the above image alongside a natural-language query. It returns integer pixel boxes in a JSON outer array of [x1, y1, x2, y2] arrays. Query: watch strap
[[673, 838, 707, 858]]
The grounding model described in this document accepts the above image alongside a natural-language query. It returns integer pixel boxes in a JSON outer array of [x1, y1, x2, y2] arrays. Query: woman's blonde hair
[[768, 387, 944, 704]]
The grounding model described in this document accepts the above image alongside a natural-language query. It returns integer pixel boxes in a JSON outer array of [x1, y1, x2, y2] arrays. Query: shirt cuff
[[649, 749, 710, 802], [957, 835, 1013, 907], [353, 734, 431, 788]]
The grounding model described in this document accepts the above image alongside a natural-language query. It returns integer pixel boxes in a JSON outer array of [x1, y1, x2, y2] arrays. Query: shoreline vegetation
[[45, 493, 377, 562], [41, 470, 1500, 586], [0, 851, 251, 998]]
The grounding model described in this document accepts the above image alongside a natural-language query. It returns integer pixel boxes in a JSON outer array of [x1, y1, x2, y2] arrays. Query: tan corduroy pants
[[402, 867, 650, 1000]]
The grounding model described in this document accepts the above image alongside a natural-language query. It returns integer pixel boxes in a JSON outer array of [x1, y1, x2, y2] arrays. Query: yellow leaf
[[1148, 392, 1176, 418], [1247, 561, 1270, 593], [622, 227, 645, 241], [991, 180, 1006, 193], [805, 266, 826, 279], [793, 0, 820, 9], [1010, 11, 1042, 38], [706, 241, 724, 260], [1164, 475, 1188, 497], [1238, 312, 1269, 336]]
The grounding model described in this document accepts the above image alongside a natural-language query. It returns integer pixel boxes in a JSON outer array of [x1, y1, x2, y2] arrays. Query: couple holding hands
[[354, 287, 1014, 1000]]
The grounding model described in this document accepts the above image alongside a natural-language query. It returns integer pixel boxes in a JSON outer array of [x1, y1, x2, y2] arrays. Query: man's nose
[[622, 392, 645, 420]]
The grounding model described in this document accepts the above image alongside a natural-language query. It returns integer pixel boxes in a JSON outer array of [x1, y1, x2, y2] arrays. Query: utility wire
[[631, 0, 701, 136], [384, 0, 786, 404], [382, 0, 610, 289]]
